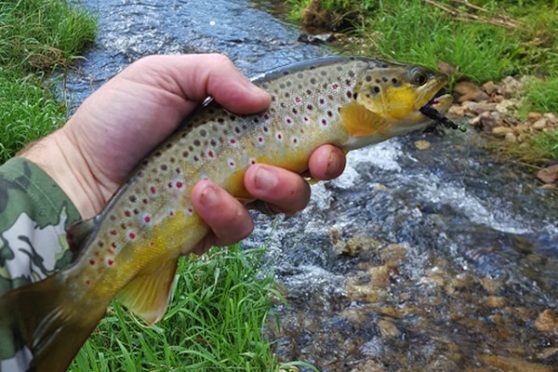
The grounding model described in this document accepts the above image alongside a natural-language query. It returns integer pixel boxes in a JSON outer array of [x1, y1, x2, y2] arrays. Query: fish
[[0, 56, 452, 371]]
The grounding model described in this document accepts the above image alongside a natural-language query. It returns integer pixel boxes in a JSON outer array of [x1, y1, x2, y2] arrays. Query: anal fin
[[116, 258, 178, 324]]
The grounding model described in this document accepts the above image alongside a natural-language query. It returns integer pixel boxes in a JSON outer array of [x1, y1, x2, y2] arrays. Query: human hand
[[21, 54, 346, 254]]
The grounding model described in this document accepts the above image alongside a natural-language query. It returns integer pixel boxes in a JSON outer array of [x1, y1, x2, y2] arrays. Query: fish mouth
[[419, 86, 457, 130]]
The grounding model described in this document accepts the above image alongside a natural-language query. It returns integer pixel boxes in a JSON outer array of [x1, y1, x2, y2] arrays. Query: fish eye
[[409, 67, 429, 86]]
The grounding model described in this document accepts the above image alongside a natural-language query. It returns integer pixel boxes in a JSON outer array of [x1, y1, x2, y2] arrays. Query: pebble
[[482, 80, 498, 95], [505, 132, 517, 143], [532, 118, 548, 129], [454, 81, 489, 102], [484, 296, 506, 308], [535, 309, 558, 333], [377, 319, 401, 338], [414, 140, 431, 150], [480, 354, 553, 372], [536, 164, 558, 184], [537, 347, 558, 360], [528, 112, 543, 121], [492, 126, 514, 137]]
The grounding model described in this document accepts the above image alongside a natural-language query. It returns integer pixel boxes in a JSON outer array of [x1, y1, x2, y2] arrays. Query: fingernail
[[200, 185, 218, 207], [254, 167, 277, 191]]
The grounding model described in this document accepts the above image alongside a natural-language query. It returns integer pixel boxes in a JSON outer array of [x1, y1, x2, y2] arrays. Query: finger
[[244, 165, 311, 215], [191, 180, 254, 247], [122, 54, 271, 115], [308, 144, 346, 180]]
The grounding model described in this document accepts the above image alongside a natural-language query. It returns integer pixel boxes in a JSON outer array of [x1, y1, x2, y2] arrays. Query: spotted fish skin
[[66, 57, 368, 302], [0, 56, 452, 371]]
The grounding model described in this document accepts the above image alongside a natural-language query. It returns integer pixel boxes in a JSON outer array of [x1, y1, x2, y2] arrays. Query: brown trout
[[0, 56, 452, 370]]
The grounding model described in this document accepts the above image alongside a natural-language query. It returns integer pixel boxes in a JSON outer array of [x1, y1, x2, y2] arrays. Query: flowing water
[[63, 0, 557, 370]]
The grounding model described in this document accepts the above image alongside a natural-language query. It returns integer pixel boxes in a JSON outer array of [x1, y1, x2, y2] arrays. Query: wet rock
[[414, 139, 431, 150], [535, 309, 558, 333], [480, 354, 553, 372], [484, 296, 506, 308], [330, 232, 383, 256], [455, 81, 489, 103], [297, 32, 336, 44], [511, 306, 531, 322], [368, 265, 391, 288], [479, 276, 503, 294], [537, 347, 558, 360], [377, 318, 400, 338], [346, 279, 385, 302], [349, 359, 384, 372], [379, 243, 407, 267], [536, 164, 558, 184]]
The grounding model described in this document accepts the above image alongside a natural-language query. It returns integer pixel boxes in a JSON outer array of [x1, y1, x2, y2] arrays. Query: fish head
[[341, 61, 453, 148]]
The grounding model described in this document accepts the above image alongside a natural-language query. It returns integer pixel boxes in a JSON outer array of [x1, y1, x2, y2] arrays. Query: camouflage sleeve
[[0, 157, 81, 371]]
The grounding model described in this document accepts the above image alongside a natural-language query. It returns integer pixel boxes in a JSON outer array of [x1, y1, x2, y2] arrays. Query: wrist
[[19, 129, 106, 219]]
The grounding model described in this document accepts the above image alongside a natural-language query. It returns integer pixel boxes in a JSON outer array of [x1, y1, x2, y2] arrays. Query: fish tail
[[0, 274, 106, 371]]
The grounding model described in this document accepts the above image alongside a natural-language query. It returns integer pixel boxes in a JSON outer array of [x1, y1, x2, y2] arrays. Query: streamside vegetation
[[0, 0, 96, 162], [288, 0, 558, 163]]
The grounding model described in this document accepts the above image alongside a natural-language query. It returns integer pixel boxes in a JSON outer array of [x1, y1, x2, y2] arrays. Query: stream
[[63, 0, 558, 370]]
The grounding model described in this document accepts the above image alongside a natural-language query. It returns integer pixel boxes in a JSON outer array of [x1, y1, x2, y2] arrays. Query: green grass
[[0, 0, 97, 71], [522, 76, 558, 115], [0, 69, 66, 162], [0, 0, 96, 163], [70, 246, 284, 371]]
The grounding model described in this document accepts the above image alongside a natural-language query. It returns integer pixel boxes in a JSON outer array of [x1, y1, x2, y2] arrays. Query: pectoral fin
[[340, 102, 388, 137], [116, 258, 178, 324]]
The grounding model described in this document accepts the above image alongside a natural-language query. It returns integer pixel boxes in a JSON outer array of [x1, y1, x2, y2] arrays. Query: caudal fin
[[0, 275, 106, 371]]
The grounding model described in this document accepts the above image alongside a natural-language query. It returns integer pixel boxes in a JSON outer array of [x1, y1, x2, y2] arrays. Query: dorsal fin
[[66, 216, 100, 256]]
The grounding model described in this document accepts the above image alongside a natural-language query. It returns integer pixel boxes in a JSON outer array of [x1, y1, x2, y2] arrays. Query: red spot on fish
[[129, 232, 136, 240], [346, 91, 352, 98], [150, 186, 157, 194], [144, 215, 151, 224], [110, 229, 117, 236], [207, 150, 214, 158], [295, 96, 302, 103], [176, 181, 183, 189], [229, 138, 237, 145], [124, 210, 131, 217], [107, 259, 114, 266], [89, 259, 95, 266], [332, 83, 339, 89]]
